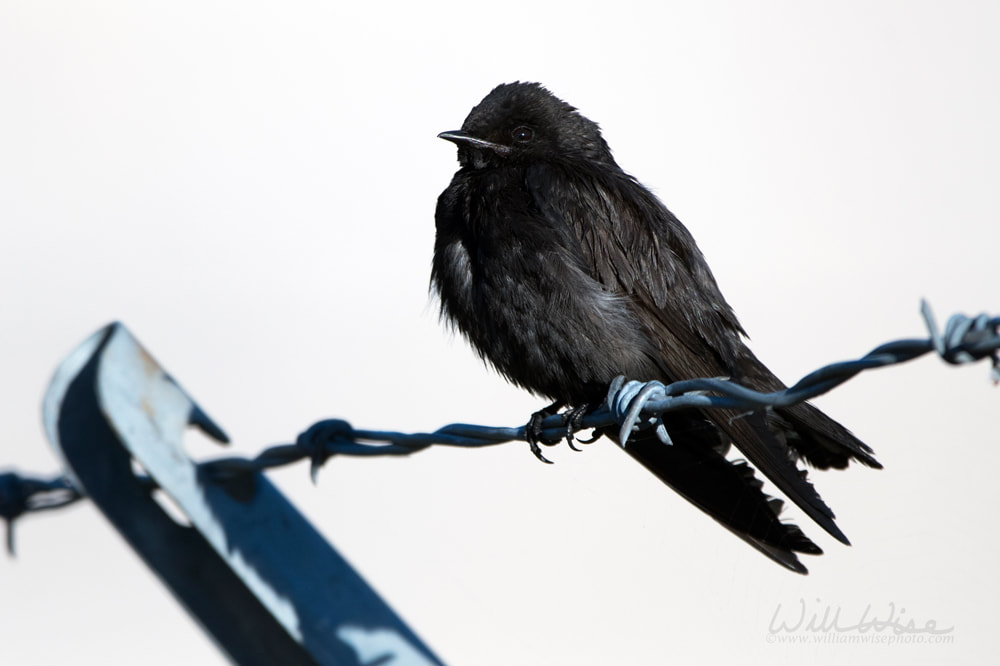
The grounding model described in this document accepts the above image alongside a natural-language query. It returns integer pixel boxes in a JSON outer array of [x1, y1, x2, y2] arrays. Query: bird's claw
[[528, 439, 554, 464], [562, 404, 596, 451], [526, 402, 565, 464], [525, 402, 599, 461]]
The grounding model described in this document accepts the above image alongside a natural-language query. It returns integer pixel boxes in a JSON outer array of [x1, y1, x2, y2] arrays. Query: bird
[[431, 82, 880, 573]]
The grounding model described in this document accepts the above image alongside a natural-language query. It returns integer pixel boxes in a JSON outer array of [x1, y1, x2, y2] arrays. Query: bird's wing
[[525, 162, 864, 544]]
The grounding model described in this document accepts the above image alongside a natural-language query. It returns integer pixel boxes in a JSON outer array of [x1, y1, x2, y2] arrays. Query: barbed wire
[[3, 300, 997, 554], [0, 474, 81, 555]]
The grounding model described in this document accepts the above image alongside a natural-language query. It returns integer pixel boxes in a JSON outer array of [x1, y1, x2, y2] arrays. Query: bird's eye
[[511, 126, 534, 143]]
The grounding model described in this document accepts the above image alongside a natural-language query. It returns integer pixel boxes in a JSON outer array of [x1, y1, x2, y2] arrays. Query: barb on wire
[[3, 300, 998, 549], [604, 300, 999, 444], [0, 473, 82, 555]]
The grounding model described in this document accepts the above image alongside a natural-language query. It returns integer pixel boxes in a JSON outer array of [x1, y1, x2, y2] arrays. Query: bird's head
[[439, 82, 614, 170]]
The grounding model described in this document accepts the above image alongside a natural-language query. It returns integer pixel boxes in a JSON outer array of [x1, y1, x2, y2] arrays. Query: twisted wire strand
[[3, 301, 997, 551]]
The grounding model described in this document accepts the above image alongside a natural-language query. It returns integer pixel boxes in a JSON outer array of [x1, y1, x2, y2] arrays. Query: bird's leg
[[563, 403, 600, 450], [526, 400, 565, 464]]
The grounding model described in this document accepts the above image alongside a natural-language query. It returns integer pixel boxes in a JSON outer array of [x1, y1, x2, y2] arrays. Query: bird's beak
[[437, 130, 512, 156]]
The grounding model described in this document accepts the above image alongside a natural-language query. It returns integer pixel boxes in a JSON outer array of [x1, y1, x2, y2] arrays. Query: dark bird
[[432, 82, 880, 573]]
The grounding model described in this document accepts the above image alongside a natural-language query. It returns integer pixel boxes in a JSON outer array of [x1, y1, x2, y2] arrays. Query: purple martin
[[432, 82, 880, 573]]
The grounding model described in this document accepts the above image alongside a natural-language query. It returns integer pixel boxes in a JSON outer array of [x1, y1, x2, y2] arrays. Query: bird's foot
[[525, 402, 600, 461], [563, 403, 598, 451], [526, 401, 565, 464]]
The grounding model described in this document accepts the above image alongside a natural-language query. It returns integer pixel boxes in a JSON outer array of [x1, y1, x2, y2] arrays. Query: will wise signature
[[768, 599, 954, 636]]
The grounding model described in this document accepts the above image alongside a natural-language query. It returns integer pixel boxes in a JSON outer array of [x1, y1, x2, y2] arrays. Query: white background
[[2, 1, 998, 664]]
